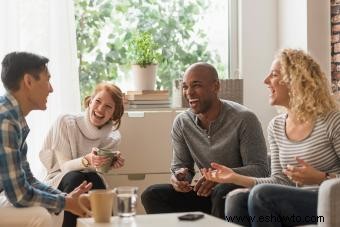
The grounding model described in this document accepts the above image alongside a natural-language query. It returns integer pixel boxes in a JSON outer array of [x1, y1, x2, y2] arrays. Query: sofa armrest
[[318, 178, 340, 227]]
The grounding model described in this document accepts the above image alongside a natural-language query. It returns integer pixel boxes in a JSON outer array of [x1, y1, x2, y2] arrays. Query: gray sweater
[[171, 100, 269, 180]]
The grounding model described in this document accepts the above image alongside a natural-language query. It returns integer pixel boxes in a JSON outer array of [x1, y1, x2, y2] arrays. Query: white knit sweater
[[39, 109, 121, 188]]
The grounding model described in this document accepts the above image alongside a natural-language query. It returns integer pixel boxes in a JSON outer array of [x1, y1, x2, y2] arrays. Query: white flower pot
[[131, 64, 157, 91]]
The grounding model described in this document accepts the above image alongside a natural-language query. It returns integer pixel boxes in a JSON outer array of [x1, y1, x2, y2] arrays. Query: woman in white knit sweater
[[201, 49, 340, 227], [39, 82, 125, 227]]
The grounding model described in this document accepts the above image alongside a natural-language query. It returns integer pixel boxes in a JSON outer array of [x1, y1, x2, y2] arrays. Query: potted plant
[[128, 31, 161, 91]]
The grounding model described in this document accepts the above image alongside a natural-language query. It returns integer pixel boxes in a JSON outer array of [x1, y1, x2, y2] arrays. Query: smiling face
[[182, 67, 219, 115], [88, 90, 115, 127], [27, 68, 53, 111], [264, 59, 290, 108]]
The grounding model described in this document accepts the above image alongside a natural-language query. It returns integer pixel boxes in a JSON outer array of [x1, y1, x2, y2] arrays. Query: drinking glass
[[114, 186, 138, 217]]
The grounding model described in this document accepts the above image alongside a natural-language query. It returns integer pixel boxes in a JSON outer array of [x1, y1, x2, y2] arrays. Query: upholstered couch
[[317, 178, 340, 227]]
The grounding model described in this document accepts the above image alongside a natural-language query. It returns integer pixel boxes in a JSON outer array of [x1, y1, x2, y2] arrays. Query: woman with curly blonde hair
[[201, 49, 340, 227], [280, 48, 338, 122]]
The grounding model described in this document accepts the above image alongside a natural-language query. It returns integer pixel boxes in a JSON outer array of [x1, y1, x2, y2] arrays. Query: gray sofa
[[317, 178, 340, 227]]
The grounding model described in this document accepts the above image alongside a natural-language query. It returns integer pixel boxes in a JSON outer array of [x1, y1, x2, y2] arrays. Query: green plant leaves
[[75, 0, 225, 99], [127, 31, 161, 67]]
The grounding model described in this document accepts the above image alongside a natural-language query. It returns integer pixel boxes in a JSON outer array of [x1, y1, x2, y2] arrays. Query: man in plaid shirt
[[0, 52, 92, 227]]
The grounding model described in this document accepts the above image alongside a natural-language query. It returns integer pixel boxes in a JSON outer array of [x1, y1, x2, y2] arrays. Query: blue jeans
[[225, 188, 251, 226], [225, 184, 318, 227]]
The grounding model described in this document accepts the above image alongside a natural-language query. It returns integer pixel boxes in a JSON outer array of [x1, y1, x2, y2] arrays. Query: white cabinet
[[104, 110, 183, 214], [115, 110, 175, 174]]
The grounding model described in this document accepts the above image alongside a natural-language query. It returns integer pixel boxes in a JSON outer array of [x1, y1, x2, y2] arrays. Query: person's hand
[[193, 176, 216, 197], [86, 148, 110, 168], [201, 162, 235, 184], [283, 157, 326, 185], [64, 181, 92, 217], [68, 180, 92, 197], [170, 168, 192, 193], [112, 151, 125, 169]]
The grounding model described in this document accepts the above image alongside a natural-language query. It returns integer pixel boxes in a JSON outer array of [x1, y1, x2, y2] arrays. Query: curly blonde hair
[[277, 49, 338, 122]]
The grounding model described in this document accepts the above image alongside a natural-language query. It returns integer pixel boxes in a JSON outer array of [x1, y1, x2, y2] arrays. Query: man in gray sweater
[[141, 62, 269, 219]]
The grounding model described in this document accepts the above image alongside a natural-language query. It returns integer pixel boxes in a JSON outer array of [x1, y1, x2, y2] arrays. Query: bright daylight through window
[[75, 0, 235, 102]]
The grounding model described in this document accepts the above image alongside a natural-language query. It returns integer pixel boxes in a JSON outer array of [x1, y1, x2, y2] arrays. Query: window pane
[[75, 0, 230, 100]]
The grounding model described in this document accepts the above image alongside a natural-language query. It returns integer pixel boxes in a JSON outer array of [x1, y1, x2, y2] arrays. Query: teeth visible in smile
[[189, 98, 199, 104], [268, 87, 275, 96], [94, 112, 104, 118]]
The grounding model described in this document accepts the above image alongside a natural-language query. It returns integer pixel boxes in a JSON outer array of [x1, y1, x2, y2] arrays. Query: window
[[75, 0, 238, 101]]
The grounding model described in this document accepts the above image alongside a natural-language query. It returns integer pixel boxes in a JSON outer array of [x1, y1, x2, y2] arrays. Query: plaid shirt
[[0, 93, 65, 213]]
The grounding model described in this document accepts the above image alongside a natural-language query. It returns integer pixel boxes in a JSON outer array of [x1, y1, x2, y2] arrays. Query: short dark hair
[[1, 51, 49, 91]]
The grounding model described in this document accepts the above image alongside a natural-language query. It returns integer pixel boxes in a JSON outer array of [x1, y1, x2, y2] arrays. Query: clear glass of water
[[114, 186, 138, 217]]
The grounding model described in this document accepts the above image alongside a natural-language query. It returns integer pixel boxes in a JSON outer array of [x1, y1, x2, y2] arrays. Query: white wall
[[307, 0, 331, 78], [239, 0, 278, 143], [278, 0, 308, 50], [240, 0, 331, 144], [277, 0, 331, 77]]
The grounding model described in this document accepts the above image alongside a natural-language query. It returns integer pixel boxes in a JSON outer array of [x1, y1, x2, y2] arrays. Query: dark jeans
[[57, 171, 106, 227], [141, 183, 240, 219], [225, 184, 318, 227], [225, 188, 252, 226]]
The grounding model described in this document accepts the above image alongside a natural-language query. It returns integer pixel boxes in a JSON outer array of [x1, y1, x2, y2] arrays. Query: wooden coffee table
[[77, 212, 240, 227]]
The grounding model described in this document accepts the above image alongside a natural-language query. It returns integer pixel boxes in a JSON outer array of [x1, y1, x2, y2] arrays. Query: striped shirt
[[0, 93, 65, 213], [256, 111, 340, 186]]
